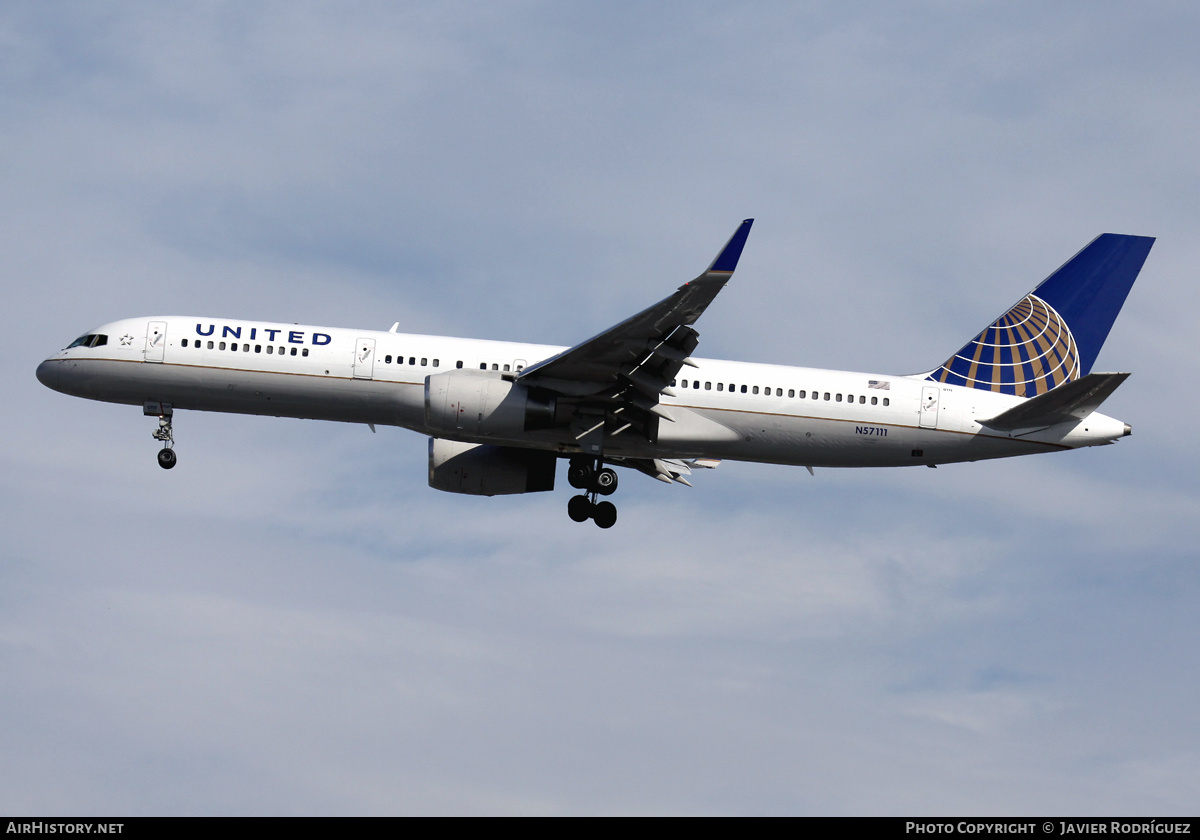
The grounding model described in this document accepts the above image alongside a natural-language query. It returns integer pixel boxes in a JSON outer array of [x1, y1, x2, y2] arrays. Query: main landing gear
[[145, 402, 177, 470], [566, 456, 618, 528]]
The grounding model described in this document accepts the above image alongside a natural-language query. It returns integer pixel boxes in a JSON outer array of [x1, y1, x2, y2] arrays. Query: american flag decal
[[868, 380, 890, 390]]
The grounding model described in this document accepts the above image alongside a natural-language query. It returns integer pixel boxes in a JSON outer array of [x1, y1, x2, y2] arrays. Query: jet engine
[[428, 437, 557, 496], [424, 370, 556, 438]]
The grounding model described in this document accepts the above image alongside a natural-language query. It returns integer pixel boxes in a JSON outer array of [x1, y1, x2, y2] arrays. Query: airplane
[[36, 220, 1154, 528]]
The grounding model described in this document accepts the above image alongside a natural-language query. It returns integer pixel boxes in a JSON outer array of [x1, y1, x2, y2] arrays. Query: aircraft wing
[[517, 220, 753, 401], [979, 371, 1130, 431], [615, 456, 722, 486]]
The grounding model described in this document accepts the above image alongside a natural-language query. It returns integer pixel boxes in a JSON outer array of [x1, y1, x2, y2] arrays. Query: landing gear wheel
[[593, 467, 618, 495], [567, 460, 593, 490], [567, 494, 593, 523], [150, 406, 176, 469], [592, 501, 617, 529]]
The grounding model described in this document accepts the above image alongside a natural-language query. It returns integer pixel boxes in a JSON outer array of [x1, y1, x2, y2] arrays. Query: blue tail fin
[[927, 234, 1154, 396]]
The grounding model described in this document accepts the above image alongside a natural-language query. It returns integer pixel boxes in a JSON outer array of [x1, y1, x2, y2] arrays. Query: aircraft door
[[145, 321, 167, 363], [353, 337, 376, 379], [919, 385, 940, 429]]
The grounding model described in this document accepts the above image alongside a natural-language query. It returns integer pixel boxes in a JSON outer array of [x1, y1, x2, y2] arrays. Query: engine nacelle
[[428, 438, 557, 496], [425, 370, 556, 439]]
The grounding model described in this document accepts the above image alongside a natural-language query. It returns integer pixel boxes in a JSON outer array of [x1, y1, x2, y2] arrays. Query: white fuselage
[[36, 316, 1130, 468]]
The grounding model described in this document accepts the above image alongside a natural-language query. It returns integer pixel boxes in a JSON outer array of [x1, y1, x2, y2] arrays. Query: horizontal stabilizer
[[979, 372, 1129, 431]]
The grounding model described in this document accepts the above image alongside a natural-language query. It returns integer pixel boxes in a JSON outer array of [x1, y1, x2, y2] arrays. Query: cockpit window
[[67, 334, 108, 348]]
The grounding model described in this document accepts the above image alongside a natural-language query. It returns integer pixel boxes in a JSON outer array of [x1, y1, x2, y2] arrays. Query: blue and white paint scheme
[[35, 221, 1154, 528]]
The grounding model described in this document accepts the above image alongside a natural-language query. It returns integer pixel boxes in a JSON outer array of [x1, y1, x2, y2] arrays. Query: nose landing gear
[[145, 402, 176, 470], [566, 457, 619, 528]]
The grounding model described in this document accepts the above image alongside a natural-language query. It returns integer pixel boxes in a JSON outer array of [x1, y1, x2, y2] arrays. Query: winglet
[[707, 219, 754, 274]]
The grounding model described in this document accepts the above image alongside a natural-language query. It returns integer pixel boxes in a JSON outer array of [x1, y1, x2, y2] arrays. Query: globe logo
[[929, 294, 1079, 396]]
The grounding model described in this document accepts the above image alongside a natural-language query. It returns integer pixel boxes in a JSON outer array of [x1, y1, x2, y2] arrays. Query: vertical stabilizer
[[928, 234, 1153, 396]]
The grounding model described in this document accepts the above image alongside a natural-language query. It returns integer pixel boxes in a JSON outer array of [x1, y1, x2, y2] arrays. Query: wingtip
[[707, 219, 754, 274]]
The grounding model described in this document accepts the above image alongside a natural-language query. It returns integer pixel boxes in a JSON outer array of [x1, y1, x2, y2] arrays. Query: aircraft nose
[[36, 359, 60, 391]]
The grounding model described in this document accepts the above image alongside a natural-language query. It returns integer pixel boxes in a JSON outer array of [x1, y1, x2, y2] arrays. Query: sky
[[3, 0, 1199, 816]]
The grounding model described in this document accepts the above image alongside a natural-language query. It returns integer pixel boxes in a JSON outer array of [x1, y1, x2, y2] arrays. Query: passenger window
[[243, 344, 249, 352], [681, 380, 688, 388], [385, 355, 392, 363], [824, 392, 830, 400], [182, 339, 189, 348], [871, 396, 877, 405], [491, 363, 498, 371], [836, 393, 842, 402], [671, 379, 677, 387], [456, 361, 463, 369], [776, 388, 782, 396], [421, 358, 428, 366], [290, 347, 297, 356], [717, 383, 724, 391], [409, 357, 416, 365], [812, 391, 819, 400], [883, 398, 890, 406], [752, 386, 758, 394], [207, 341, 214, 350], [219, 341, 227, 350], [480, 363, 487, 369], [788, 389, 795, 398], [302, 348, 309, 357], [255, 345, 261, 353], [433, 359, 439, 368], [859, 395, 865, 404], [503, 364, 510, 372], [705, 382, 711, 390]]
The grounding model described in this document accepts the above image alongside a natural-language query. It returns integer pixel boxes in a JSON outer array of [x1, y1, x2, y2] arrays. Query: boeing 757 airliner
[[36, 221, 1153, 528]]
